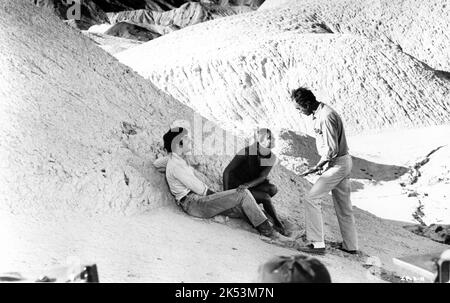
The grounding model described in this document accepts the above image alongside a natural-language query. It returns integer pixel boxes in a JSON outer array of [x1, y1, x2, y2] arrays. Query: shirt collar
[[171, 152, 185, 162], [312, 102, 324, 120]]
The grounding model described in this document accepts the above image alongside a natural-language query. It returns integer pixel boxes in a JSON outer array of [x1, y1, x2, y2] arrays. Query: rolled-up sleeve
[[153, 156, 169, 171]]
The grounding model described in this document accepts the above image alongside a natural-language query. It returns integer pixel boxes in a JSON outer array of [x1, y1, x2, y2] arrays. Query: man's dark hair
[[258, 255, 332, 283], [255, 127, 272, 142], [163, 127, 187, 153], [291, 87, 317, 108]]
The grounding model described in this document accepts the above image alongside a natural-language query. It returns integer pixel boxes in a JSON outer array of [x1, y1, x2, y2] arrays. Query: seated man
[[153, 127, 282, 239], [223, 128, 287, 235]]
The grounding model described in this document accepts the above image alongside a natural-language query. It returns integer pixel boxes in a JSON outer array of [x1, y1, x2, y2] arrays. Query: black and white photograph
[[0, 0, 449, 286]]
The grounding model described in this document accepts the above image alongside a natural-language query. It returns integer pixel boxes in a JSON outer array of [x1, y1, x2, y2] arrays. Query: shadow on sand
[[279, 130, 409, 187]]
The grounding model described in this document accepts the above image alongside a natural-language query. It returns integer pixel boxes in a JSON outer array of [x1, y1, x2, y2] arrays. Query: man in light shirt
[[291, 87, 358, 255], [153, 127, 283, 239]]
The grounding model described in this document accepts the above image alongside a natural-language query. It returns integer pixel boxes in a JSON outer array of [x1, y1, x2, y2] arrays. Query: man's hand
[[300, 166, 322, 177], [301, 159, 329, 177], [237, 184, 250, 192]]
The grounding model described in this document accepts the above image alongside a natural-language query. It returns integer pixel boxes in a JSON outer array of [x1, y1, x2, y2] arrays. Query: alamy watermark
[[166, 113, 278, 166], [64, 0, 81, 20]]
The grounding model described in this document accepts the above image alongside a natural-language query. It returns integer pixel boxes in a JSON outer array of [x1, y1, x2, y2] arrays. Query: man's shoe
[[273, 224, 291, 237], [257, 220, 275, 238], [296, 244, 326, 255], [336, 244, 358, 255]]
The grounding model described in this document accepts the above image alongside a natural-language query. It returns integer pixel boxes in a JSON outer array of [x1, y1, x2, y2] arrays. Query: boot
[[257, 219, 274, 237]]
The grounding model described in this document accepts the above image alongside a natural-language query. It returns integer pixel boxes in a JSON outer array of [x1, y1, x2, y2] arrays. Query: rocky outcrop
[[405, 224, 450, 245], [31, 0, 174, 31], [104, 21, 161, 41], [106, 2, 242, 30], [32, 0, 256, 38], [260, 0, 450, 73], [115, 9, 450, 137], [33, 0, 179, 14], [33, 0, 109, 29], [91, 0, 265, 11], [399, 144, 450, 225], [206, 0, 265, 8], [93, 0, 179, 11]]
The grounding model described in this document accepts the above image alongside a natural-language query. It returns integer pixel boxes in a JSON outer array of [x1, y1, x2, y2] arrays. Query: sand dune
[[260, 0, 450, 72], [116, 3, 450, 137]]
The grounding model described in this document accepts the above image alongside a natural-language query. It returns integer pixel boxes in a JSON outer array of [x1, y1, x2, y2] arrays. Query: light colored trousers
[[181, 189, 268, 227], [305, 154, 358, 251]]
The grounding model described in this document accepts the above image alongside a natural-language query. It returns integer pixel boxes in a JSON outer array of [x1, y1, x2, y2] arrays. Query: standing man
[[291, 88, 358, 255]]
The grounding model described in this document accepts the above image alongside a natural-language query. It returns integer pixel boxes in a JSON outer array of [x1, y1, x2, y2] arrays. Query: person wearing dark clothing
[[223, 128, 287, 235]]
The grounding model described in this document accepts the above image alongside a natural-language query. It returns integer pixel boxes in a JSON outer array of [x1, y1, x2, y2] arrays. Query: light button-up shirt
[[154, 153, 208, 201], [312, 103, 349, 162]]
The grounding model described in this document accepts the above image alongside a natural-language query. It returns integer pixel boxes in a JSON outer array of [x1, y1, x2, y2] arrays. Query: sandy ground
[[277, 124, 450, 226], [0, 206, 381, 283], [347, 125, 450, 225]]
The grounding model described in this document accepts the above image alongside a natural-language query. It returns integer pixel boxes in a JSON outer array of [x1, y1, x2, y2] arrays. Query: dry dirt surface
[[83, 31, 144, 55], [0, 0, 447, 282]]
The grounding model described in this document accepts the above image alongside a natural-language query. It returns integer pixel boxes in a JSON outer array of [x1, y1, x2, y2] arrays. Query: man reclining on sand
[[153, 127, 286, 239]]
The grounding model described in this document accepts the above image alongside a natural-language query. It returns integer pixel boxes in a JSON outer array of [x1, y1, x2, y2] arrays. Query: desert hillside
[[33, 0, 261, 30], [0, 0, 448, 282], [260, 0, 450, 72], [116, 0, 450, 137], [32, 0, 262, 53]]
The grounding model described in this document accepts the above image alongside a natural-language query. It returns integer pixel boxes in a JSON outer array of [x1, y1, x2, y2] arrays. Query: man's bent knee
[[267, 184, 278, 197], [256, 194, 272, 205], [237, 188, 252, 200]]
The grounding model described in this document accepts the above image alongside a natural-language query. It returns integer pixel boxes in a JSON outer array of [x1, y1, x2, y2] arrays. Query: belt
[[179, 191, 193, 204], [330, 153, 349, 161]]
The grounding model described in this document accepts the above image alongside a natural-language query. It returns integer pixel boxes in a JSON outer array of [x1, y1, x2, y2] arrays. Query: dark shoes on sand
[[258, 223, 359, 257], [257, 220, 276, 238], [297, 244, 326, 255], [297, 242, 358, 256], [257, 220, 292, 241], [273, 223, 291, 237], [335, 243, 358, 255]]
